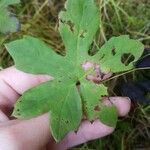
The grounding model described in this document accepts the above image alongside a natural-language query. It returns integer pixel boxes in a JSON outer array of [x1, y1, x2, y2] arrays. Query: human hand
[[0, 67, 131, 150]]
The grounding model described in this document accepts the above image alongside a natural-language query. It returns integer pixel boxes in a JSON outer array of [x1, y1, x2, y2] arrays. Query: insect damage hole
[[76, 81, 80, 86], [121, 53, 135, 66], [80, 30, 87, 38], [76, 81, 81, 91], [66, 20, 75, 32], [111, 48, 116, 56], [65, 120, 69, 124]]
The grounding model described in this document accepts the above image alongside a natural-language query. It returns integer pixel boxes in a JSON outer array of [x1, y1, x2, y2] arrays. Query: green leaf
[[13, 79, 82, 142], [99, 106, 118, 127], [80, 80, 108, 121], [92, 35, 144, 73], [59, 0, 100, 63], [49, 83, 82, 142], [12, 81, 54, 118], [0, 0, 20, 6], [5, 0, 144, 142], [5, 36, 73, 78], [0, 0, 20, 34]]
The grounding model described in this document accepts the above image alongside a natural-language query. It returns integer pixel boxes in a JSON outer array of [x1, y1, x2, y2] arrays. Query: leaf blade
[[13, 79, 82, 142], [5, 36, 73, 78], [99, 106, 118, 127]]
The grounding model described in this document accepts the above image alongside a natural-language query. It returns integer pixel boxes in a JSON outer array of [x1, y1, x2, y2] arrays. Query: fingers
[[0, 67, 52, 111], [0, 97, 130, 150], [57, 97, 131, 150], [103, 97, 131, 117], [56, 120, 114, 150], [0, 114, 50, 150], [0, 67, 53, 95]]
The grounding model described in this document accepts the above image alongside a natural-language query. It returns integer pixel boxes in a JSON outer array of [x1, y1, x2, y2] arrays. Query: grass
[[0, 0, 150, 149]]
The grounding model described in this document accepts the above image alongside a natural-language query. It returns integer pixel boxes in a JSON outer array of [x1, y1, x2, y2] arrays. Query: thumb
[[0, 114, 50, 150]]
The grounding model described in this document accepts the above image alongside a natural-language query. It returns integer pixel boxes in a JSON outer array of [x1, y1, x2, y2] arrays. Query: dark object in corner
[[121, 48, 150, 104], [136, 48, 150, 68], [121, 81, 150, 104]]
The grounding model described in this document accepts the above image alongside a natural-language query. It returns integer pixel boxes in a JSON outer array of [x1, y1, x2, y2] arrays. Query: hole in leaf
[[99, 54, 105, 61], [76, 81, 81, 91], [80, 30, 87, 38], [60, 19, 65, 24], [121, 53, 135, 66], [66, 20, 75, 32], [76, 81, 80, 86], [111, 48, 116, 56]]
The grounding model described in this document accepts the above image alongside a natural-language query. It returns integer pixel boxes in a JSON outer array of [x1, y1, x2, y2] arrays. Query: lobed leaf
[[59, 0, 100, 64], [13, 79, 82, 142], [5, 0, 144, 142]]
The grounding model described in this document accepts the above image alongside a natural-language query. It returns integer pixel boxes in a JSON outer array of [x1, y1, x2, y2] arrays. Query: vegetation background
[[0, 0, 150, 149]]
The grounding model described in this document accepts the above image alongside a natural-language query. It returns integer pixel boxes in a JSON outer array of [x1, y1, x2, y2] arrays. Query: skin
[[0, 67, 131, 150]]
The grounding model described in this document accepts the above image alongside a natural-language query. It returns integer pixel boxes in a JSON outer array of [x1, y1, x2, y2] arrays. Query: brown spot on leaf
[[80, 30, 87, 38], [65, 120, 69, 124], [90, 120, 94, 124], [94, 105, 100, 111], [67, 20, 75, 32]]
